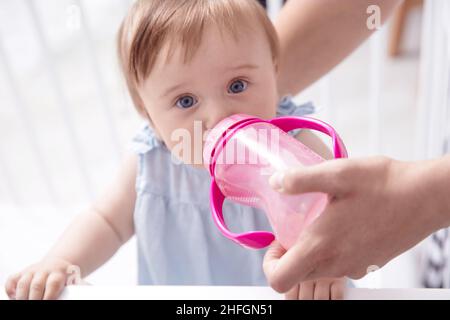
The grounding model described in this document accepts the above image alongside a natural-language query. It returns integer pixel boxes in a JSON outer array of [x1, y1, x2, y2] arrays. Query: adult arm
[[275, 0, 403, 96]]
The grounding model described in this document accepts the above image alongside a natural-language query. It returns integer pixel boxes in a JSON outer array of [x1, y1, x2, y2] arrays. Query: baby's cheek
[[257, 102, 277, 120], [252, 91, 278, 119]]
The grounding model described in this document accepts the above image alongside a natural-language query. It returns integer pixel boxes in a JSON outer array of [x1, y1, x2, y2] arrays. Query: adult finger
[[284, 285, 299, 300], [263, 241, 315, 293], [262, 240, 286, 285], [269, 159, 352, 195]]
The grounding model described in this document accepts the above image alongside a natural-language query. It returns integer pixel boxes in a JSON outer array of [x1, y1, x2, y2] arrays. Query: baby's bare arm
[[5, 153, 137, 299], [275, 0, 402, 96]]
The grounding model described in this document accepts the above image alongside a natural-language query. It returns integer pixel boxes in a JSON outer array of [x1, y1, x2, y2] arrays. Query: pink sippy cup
[[203, 114, 348, 250]]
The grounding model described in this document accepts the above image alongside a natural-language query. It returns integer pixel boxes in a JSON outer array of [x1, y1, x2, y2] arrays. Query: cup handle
[[210, 178, 275, 249], [269, 116, 348, 159]]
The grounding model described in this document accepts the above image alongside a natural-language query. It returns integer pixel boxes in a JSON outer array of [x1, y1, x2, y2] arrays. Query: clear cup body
[[213, 122, 328, 249]]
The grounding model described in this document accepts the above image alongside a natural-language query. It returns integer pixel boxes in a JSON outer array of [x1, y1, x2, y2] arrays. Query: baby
[[5, 0, 346, 300]]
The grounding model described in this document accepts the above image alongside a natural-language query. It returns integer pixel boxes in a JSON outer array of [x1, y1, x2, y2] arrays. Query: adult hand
[[263, 156, 450, 293]]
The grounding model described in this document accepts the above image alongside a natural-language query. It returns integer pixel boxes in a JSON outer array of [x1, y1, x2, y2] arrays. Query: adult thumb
[[268, 159, 349, 195]]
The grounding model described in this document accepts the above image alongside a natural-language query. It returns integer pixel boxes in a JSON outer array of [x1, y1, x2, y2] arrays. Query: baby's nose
[[205, 108, 238, 131]]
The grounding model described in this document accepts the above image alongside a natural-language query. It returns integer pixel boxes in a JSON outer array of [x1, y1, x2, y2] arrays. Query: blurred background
[[0, 0, 448, 289]]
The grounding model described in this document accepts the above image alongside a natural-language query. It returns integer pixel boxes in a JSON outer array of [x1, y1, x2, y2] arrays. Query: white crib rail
[[416, 0, 450, 160], [2, 285, 450, 300]]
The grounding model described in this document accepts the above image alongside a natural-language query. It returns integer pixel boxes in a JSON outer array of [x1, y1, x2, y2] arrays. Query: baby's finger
[[298, 280, 315, 300], [43, 273, 66, 300], [5, 273, 21, 299], [330, 280, 345, 300], [284, 285, 299, 300], [313, 279, 331, 300], [15, 273, 34, 300], [29, 272, 49, 300]]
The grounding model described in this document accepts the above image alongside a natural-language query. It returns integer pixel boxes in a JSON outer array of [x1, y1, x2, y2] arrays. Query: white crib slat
[[368, 30, 384, 154], [76, 0, 122, 161], [266, 0, 283, 21], [419, 0, 449, 159], [26, 0, 94, 199], [416, 0, 434, 160], [0, 37, 57, 204], [319, 76, 333, 121], [444, 0, 450, 156]]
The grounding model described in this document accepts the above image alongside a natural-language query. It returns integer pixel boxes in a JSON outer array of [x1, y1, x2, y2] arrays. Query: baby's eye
[[228, 79, 248, 94], [175, 95, 197, 109]]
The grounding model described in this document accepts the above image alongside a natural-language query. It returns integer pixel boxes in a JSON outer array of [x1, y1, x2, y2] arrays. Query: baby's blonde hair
[[117, 0, 280, 117]]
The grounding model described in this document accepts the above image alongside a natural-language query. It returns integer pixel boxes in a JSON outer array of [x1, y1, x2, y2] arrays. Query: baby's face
[[139, 24, 279, 167]]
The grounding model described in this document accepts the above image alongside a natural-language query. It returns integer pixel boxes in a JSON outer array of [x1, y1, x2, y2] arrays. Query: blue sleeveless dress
[[131, 96, 315, 285]]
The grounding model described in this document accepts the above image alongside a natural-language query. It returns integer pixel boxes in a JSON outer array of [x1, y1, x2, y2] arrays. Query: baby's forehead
[[155, 25, 269, 74]]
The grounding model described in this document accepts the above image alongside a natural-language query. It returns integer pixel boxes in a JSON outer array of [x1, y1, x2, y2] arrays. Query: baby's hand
[[285, 277, 346, 300], [5, 257, 76, 300]]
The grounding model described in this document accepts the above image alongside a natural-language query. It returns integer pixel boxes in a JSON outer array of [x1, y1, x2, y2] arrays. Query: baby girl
[[5, 0, 346, 300]]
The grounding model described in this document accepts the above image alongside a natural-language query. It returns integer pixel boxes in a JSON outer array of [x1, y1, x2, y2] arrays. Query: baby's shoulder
[[131, 123, 165, 155]]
